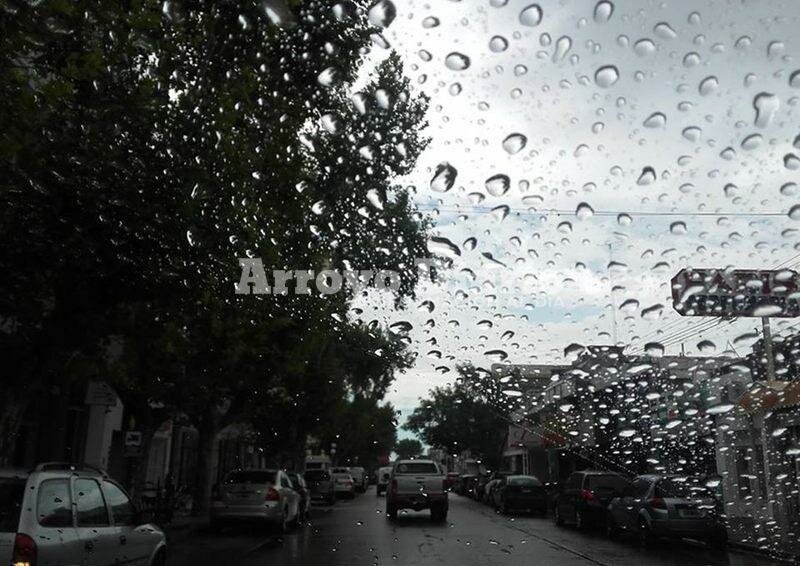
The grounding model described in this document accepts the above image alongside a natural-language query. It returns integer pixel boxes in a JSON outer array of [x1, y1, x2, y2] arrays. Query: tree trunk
[[191, 410, 219, 517]]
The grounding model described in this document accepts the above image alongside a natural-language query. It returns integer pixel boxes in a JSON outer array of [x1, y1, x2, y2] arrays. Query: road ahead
[[169, 488, 781, 566]]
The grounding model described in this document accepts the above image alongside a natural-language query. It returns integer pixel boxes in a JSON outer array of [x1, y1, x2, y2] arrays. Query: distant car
[[482, 470, 514, 504], [444, 472, 460, 491], [211, 468, 301, 532], [474, 473, 491, 501], [286, 471, 311, 521], [554, 470, 629, 529], [607, 475, 726, 546], [0, 463, 167, 566], [456, 474, 478, 497], [386, 459, 448, 522], [331, 468, 356, 499], [376, 466, 394, 496], [349, 466, 368, 492], [492, 475, 548, 516], [304, 469, 336, 505]]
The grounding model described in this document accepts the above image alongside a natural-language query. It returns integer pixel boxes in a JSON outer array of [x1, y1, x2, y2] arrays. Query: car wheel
[[554, 505, 564, 526], [606, 514, 620, 540], [638, 519, 654, 547]]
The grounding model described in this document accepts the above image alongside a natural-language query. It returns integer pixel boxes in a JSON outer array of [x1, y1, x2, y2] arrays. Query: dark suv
[[554, 470, 629, 529]]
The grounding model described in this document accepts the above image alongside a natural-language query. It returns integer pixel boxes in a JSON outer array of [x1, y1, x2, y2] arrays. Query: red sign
[[671, 268, 800, 318]]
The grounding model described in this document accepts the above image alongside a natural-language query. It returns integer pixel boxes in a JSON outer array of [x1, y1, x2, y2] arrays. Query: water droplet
[[553, 36, 572, 61], [367, 0, 397, 27], [576, 202, 594, 220], [753, 92, 779, 128], [594, 65, 619, 87], [697, 339, 716, 353], [644, 342, 665, 356], [593, 0, 613, 23], [489, 35, 509, 53], [634, 38, 656, 57], [445, 52, 471, 71], [735, 36, 752, 50], [643, 112, 666, 128], [317, 67, 338, 87], [784, 153, 800, 170], [653, 22, 677, 39], [698, 76, 719, 96], [683, 52, 700, 67], [502, 133, 527, 155], [641, 304, 664, 320], [788, 204, 800, 220], [519, 4, 543, 26], [484, 349, 508, 362], [741, 133, 762, 150], [682, 126, 701, 142], [670, 221, 687, 235], [617, 213, 632, 226], [637, 166, 656, 185], [790, 70, 800, 88], [428, 236, 461, 259], [463, 237, 477, 251], [422, 16, 440, 28], [485, 174, 511, 196], [430, 162, 458, 192]]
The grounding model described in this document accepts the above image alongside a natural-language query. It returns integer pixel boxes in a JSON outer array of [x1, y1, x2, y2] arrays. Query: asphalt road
[[169, 487, 783, 566]]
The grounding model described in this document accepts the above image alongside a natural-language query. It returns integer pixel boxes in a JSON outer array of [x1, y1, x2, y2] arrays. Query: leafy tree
[[394, 438, 423, 459], [404, 364, 508, 469]]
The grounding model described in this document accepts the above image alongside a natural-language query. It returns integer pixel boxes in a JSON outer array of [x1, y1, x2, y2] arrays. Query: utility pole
[[607, 243, 619, 346], [762, 317, 776, 381]]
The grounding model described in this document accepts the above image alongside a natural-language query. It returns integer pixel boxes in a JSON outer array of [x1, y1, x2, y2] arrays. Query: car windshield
[[0, 478, 25, 533], [304, 471, 330, 482], [395, 463, 439, 474], [224, 471, 276, 485], [586, 475, 629, 493], [656, 478, 713, 499], [508, 476, 542, 487], [6, 0, 798, 560]]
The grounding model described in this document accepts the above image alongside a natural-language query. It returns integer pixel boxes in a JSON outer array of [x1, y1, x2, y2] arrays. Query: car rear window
[[304, 470, 330, 481], [395, 462, 439, 474], [586, 474, 629, 493], [0, 478, 25, 532], [508, 476, 542, 486], [225, 471, 276, 484], [656, 478, 712, 499]]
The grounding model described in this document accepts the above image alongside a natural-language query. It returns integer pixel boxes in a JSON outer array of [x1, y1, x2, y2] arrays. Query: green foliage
[[394, 438, 423, 459], [404, 364, 508, 469]]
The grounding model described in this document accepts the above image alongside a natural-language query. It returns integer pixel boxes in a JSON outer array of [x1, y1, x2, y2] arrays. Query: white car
[[331, 468, 356, 499], [211, 468, 301, 532], [0, 463, 167, 566], [349, 466, 367, 492]]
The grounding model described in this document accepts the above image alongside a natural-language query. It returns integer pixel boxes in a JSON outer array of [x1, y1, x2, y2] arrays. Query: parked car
[[456, 474, 478, 497], [286, 471, 311, 521], [474, 473, 491, 501], [492, 475, 548, 516], [554, 470, 629, 529], [606, 475, 726, 546], [0, 463, 167, 566], [331, 468, 356, 499], [482, 470, 514, 504], [304, 469, 336, 505], [444, 472, 460, 491], [376, 466, 394, 496], [349, 466, 368, 492], [385, 459, 448, 522], [211, 468, 301, 532]]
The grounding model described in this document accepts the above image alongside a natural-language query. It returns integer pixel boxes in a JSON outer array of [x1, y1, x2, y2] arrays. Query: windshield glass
[[656, 478, 713, 499], [5, 0, 798, 561], [508, 476, 542, 487], [395, 463, 439, 474]]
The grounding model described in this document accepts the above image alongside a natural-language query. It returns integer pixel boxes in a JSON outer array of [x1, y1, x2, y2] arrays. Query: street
[[169, 489, 781, 566]]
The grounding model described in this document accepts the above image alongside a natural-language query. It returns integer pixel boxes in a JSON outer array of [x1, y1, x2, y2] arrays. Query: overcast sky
[[351, 0, 800, 430]]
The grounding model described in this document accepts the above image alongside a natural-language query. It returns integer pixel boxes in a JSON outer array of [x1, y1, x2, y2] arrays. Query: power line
[[417, 204, 788, 218]]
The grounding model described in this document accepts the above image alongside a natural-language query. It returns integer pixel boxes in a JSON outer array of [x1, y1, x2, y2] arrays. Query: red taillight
[[580, 489, 596, 502], [647, 497, 666, 510], [13, 533, 37, 566], [265, 487, 280, 501]]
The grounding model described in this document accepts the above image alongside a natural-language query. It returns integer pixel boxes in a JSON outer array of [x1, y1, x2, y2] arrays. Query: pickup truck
[[386, 459, 448, 522]]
